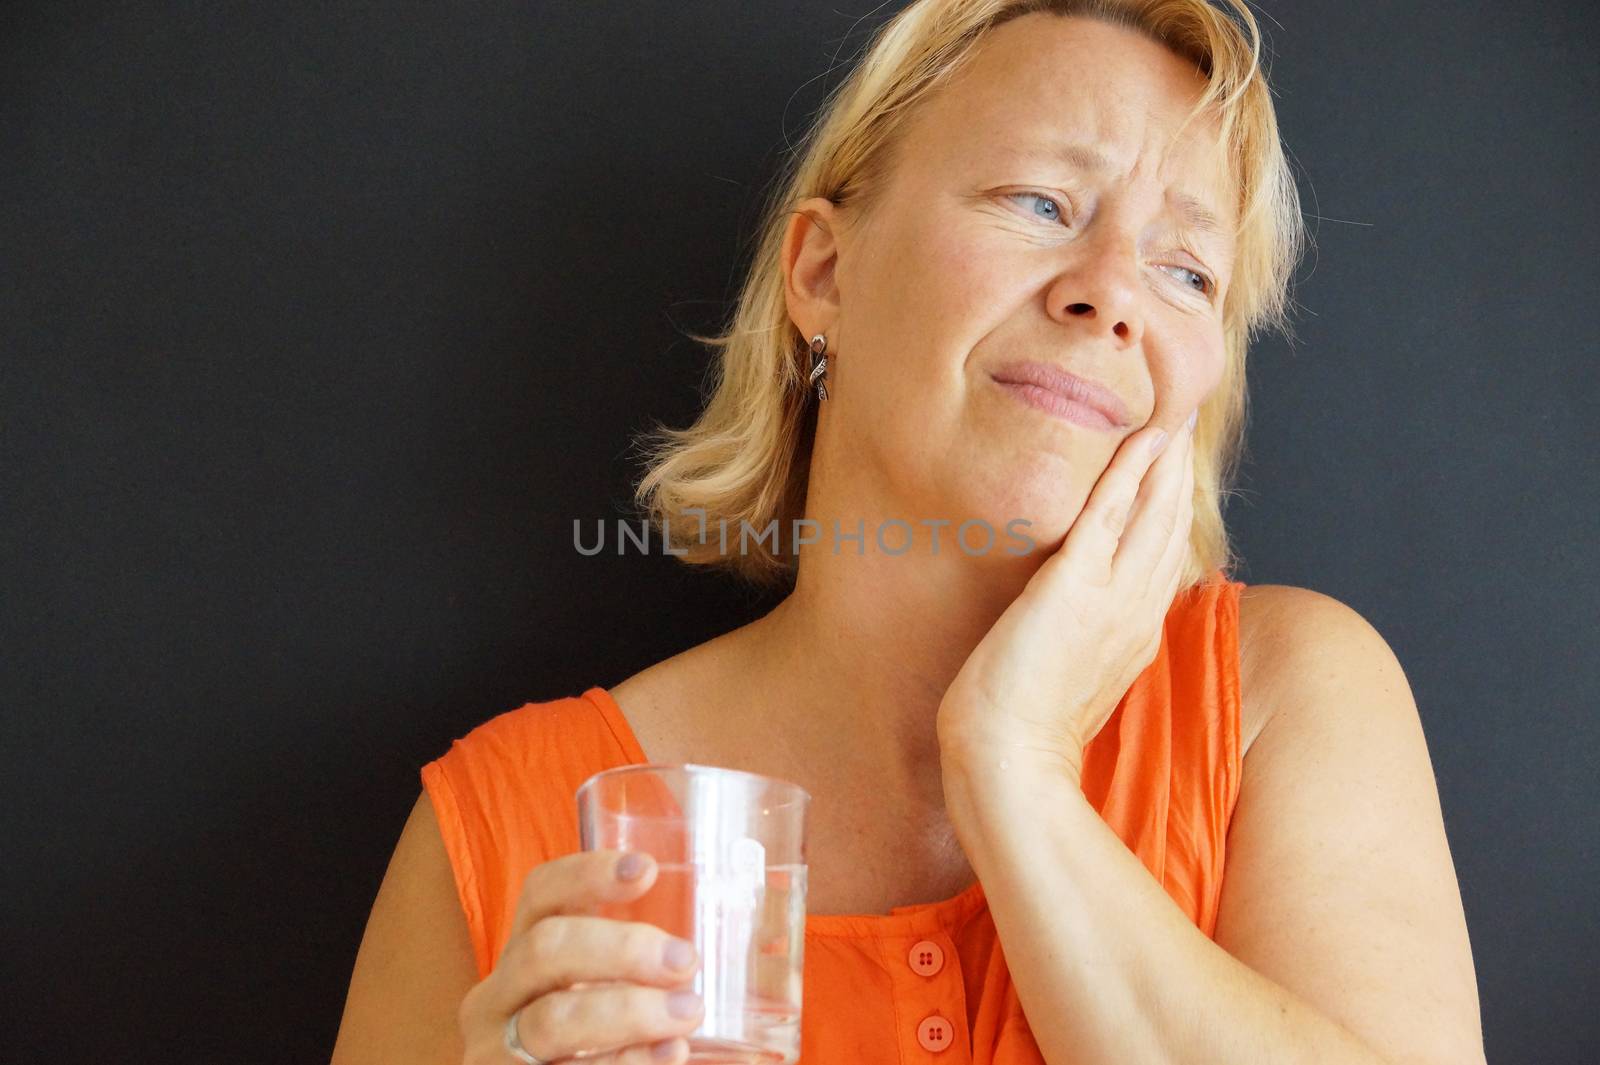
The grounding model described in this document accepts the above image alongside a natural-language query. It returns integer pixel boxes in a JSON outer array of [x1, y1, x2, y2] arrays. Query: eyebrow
[[1170, 192, 1232, 248], [1030, 141, 1119, 175], [1003, 141, 1235, 253]]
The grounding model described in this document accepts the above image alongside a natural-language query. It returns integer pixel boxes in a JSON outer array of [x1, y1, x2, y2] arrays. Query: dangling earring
[[807, 333, 830, 401]]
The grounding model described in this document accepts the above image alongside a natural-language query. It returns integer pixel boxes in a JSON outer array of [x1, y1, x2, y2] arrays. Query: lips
[[988, 360, 1130, 428]]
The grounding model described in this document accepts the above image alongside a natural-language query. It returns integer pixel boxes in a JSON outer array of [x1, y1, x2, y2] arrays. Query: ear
[[780, 197, 844, 340]]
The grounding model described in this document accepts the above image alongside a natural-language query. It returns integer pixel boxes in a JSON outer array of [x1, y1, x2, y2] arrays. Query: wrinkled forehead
[[891, 23, 1241, 237]]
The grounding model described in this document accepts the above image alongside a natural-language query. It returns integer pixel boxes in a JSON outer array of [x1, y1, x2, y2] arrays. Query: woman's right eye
[[1004, 191, 1070, 226]]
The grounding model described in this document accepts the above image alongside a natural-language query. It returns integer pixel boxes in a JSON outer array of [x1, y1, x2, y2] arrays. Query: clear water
[[599, 861, 807, 1064]]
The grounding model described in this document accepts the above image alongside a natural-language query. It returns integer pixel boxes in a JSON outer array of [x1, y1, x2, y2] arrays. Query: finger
[[578, 1035, 690, 1065], [509, 849, 660, 945], [490, 913, 700, 1014], [1152, 445, 1196, 600], [1127, 442, 1194, 670], [1122, 431, 1171, 530], [1132, 419, 1195, 611], [1062, 423, 1172, 577], [1112, 416, 1194, 578], [511, 982, 705, 1064]]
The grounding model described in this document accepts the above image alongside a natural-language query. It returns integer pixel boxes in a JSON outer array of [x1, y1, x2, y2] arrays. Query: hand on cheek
[[937, 411, 1199, 776]]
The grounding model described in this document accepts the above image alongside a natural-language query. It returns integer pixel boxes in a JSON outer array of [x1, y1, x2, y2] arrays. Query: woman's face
[[803, 13, 1237, 541]]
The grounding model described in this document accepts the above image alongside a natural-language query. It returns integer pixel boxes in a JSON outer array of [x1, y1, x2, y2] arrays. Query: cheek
[[1150, 325, 1227, 409], [907, 227, 1002, 348], [834, 247, 970, 455], [852, 222, 994, 392]]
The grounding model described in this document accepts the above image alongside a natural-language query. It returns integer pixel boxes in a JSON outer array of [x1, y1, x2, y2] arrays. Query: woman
[[334, 2, 1486, 1063]]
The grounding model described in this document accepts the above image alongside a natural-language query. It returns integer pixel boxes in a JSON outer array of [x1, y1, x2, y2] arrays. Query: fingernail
[[1185, 410, 1198, 434], [616, 852, 649, 880], [663, 937, 696, 971], [652, 1037, 682, 1060], [667, 990, 703, 1018], [1148, 429, 1170, 458]]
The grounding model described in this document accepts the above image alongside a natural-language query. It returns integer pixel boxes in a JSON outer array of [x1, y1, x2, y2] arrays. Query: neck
[[734, 521, 1053, 812]]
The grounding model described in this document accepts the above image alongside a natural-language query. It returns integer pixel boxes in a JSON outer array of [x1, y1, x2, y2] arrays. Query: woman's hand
[[935, 412, 1198, 782], [456, 849, 705, 1065]]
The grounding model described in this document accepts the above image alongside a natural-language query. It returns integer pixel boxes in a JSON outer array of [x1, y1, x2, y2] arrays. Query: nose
[[1046, 230, 1144, 347]]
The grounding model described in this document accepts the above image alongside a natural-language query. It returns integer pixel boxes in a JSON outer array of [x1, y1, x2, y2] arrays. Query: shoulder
[[440, 693, 602, 753], [428, 687, 646, 796], [1237, 582, 1386, 666], [1216, 586, 1487, 1064], [1235, 583, 1403, 757], [606, 640, 740, 765]]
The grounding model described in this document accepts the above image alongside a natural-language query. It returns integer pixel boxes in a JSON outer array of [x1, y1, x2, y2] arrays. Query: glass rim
[[575, 760, 812, 811]]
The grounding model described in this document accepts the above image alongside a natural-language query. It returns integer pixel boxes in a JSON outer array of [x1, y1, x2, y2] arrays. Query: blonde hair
[[631, 0, 1307, 590]]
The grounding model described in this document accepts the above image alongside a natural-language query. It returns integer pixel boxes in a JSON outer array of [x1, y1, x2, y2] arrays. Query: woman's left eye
[[1163, 264, 1216, 297]]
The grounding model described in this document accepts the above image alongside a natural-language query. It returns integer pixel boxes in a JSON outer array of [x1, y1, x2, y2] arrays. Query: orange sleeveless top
[[421, 570, 1244, 1063]]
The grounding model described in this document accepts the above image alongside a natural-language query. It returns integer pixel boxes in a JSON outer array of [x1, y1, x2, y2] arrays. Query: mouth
[[988, 360, 1129, 431]]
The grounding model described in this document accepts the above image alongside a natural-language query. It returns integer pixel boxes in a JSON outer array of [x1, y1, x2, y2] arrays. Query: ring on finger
[[505, 1006, 554, 1065]]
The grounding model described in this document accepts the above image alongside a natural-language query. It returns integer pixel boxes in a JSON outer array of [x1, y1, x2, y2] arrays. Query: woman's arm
[[331, 792, 479, 1065], [940, 585, 1486, 1065]]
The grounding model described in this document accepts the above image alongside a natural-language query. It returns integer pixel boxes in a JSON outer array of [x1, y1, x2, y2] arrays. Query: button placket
[[891, 931, 965, 1059]]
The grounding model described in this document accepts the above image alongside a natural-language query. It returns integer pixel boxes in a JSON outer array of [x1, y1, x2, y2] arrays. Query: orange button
[[908, 938, 944, 976], [916, 1014, 953, 1052]]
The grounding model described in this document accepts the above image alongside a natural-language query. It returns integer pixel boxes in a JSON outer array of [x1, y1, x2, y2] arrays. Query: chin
[[977, 450, 1092, 516]]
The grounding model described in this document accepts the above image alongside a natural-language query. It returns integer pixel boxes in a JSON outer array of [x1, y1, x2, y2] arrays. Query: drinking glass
[[575, 763, 810, 1064]]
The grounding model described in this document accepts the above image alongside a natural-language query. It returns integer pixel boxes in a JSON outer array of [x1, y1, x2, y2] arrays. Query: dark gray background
[[3, 1, 1594, 1061]]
